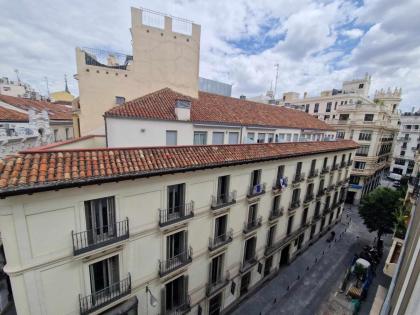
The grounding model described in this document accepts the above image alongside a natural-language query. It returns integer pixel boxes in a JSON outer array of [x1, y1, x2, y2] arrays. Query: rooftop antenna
[[274, 64, 279, 99], [14, 69, 21, 84], [44, 76, 50, 97], [64, 73, 69, 93]]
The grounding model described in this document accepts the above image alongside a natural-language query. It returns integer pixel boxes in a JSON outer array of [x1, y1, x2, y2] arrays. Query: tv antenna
[[274, 64, 279, 98]]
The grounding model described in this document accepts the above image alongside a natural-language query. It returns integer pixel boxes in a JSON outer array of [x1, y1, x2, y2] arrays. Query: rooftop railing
[[82, 47, 133, 70]]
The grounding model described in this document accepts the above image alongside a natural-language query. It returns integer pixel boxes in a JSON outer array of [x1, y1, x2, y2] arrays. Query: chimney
[[240, 95, 246, 100], [175, 99, 191, 121]]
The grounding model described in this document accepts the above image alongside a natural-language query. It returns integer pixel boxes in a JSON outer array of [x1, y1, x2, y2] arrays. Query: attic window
[[175, 99, 191, 108], [115, 96, 125, 105]]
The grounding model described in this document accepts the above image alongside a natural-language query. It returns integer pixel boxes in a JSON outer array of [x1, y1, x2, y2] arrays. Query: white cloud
[[0, 0, 419, 111]]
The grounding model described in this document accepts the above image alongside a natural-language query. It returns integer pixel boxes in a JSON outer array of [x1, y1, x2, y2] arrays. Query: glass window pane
[[212, 132, 224, 144]]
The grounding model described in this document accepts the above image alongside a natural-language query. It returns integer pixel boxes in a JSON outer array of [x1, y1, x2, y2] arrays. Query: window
[[267, 133, 274, 143], [364, 114, 374, 121], [257, 133, 266, 143], [85, 196, 116, 244], [115, 96, 125, 105], [324, 115, 330, 120], [334, 102, 337, 110], [243, 237, 256, 263], [167, 183, 185, 215], [356, 145, 370, 156], [228, 132, 239, 144], [194, 131, 207, 145], [336, 130, 345, 139], [209, 254, 224, 286], [65, 128, 70, 140], [53, 129, 58, 141], [326, 102, 332, 112], [249, 169, 262, 195], [405, 125, 412, 130], [247, 204, 258, 225], [216, 175, 230, 204], [339, 114, 349, 121], [359, 83, 364, 89], [293, 134, 299, 142], [349, 175, 360, 185], [277, 134, 285, 142], [287, 216, 294, 235], [314, 103, 319, 113], [214, 215, 228, 240], [301, 208, 308, 227], [400, 150, 405, 156], [354, 161, 366, 169], [358, 130, 372, 141], [305, 104, 310, 113], [323, 157, 328, 169], [166, 230, 188, 261], [166, 130, 177, 146], [164, 275, 189, 312], [89, 255, 119, 296], [291, 188, 301, 204], [286, 134, 292, 142], [212, 132, 224, 145], [247, 132, 255, 143], [267, 225, 276, 247]]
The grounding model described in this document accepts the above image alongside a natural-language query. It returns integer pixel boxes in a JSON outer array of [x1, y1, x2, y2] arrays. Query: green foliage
[[358, 187, 401, 239]]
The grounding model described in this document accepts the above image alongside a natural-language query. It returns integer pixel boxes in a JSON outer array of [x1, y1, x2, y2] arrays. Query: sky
[[0, 0, 419, 112]]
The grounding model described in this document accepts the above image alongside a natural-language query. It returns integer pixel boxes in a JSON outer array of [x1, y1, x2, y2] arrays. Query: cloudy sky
[[1, 0, 419, 111]]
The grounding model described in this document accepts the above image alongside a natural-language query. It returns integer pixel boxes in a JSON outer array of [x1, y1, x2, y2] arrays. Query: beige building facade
[[0, 141, 356, 315], [74, 7, 201, 137]]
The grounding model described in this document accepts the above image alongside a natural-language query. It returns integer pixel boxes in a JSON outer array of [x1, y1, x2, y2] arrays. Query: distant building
[[390, 110, 420, 176], [49, 75, 75, 105], [0, 76, 42, 100], [199, 77, 232, 97]]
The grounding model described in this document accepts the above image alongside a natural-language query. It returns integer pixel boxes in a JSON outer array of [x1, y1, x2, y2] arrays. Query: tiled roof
[[105, 88, 333, 131], [0, 95, 72, 121], [0, 106, 28, 122], [0, 140, 358, 197]]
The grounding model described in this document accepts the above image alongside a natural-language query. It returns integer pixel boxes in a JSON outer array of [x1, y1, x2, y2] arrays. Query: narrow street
[[230, 205, 392, 315]]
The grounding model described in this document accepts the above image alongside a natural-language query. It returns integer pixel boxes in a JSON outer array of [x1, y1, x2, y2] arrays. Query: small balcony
[[243, 217, 263, 234], [158, 202, 194, 227], [292, 172, 306, 185], [303, 193, 314, 204], [240, 257, 258, 273], [340, 161, 347, 169], [321, 166, 330, 174], [347, 160, 353, 167], [159, 247, 193, 277], [211, 192, 236, 211], [269, 207, 284, 221], [331, 164, 339, 171], [272, 177, 288, 194], [316, 189, 325, 199], [206, 271, 230, 297], [323, 206, 331, 215], [72, 218, 129, 256], [79, 274, 131, 315], [167, 295, 191, 315], [247, 183, 266, 200], [307, 169, 319, 180], [326, 185, 335, 192], [288, 200, 301, 214], [208, 229, 233, 251]]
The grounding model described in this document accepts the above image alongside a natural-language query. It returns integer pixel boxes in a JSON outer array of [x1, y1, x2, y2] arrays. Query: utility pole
[[274, 64, 279, 99]]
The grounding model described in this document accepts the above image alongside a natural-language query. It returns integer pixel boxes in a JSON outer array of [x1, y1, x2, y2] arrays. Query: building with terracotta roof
[[104, 87, 336, 148], [0, 139, 357, 314], [0, 95, 74, 157]]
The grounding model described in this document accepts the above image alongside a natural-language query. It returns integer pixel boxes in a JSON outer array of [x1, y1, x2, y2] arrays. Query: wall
[[0, 148, 354, 315]]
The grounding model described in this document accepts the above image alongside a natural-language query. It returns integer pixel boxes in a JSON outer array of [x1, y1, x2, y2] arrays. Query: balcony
[[269, 207, 284, 221], [72, 218, 129, 256], [303, 193, 314, 204], [243, 217, 262, 234], [272, 177, 288, 194], [240, 257, 258, 273], [211, 192, 236, 211], [347, 160, 353, 167], [331, 164, 339, 171], [167, 295, 191, 315], [158, 202, 194, 227], [316, 189, 325, 199], [79, 274, 131, 315], [159, 247, 193, 277], [340, 161, 347, 169], [288, 200, 301, 214], [208, 229, 233, 251], [323, 206, 331, 215], [206, 271, 230, 296], [247, 183, 266, 200], [326, 185, 335, 193], [292, 172, 306, 185], [321, 166, 330, 175], [308, 169, 319, 179]]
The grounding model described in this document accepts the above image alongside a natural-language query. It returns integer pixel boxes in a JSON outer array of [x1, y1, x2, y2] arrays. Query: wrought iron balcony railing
[[292, 172, 306, 184], [158, 202, 194, 227], [159, 247, 192, 277], [321, 166, 330, 174], [304, 193, 314, 203], [289, 200, 301, 211], [79, 274, 131, 315], [243, 217, 262, 234], [272, 177, 288, 192], [72, 218, 129, 256], [211, 191, 236, 210], [317, 189, 326, 197], [240, 256, 257, 273], [166, 295, 191, 315], [347, 160, 353, 167], [208, 229, 233, 251], [340, 161, 347, 168], [206, 271, 230, 296], [247, 183, 266, 198], [331, 164, 339, 171], [269, 207, 284, 221], [308, 169, 319, 178]]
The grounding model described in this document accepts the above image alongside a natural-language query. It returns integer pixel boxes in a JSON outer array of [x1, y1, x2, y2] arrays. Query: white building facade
[[0, 140, 357, 315]]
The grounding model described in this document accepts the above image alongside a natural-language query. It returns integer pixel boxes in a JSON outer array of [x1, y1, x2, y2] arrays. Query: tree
[[358, 187, 401, 248]]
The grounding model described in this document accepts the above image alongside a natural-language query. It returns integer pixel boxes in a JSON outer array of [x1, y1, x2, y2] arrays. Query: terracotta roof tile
[[0, 106, 28, 122], [0, 140, 358, 197], [0, 95, 72, 121], [105, 88, 333, 131]]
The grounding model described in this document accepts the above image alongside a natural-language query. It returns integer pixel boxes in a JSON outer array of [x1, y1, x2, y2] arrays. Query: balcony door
[[168, 184, 185, 218], [164, 275, 188, 313], [209, 254, 224, 285], [85, 196, 116, 244], [301, 208, 308, 227], [214, 215, 227, 239], [296, 162, 302, 177], [250, 170, 261, 191], [89, 255, 119, 298], [217, 175, 230, 203], [244, 237, 256, 263], [167, 231, 187, 261], [247, 204, 258, 224]]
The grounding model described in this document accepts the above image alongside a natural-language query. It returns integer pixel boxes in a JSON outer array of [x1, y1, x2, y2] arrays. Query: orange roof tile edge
[[0, 140, 358, 197]]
